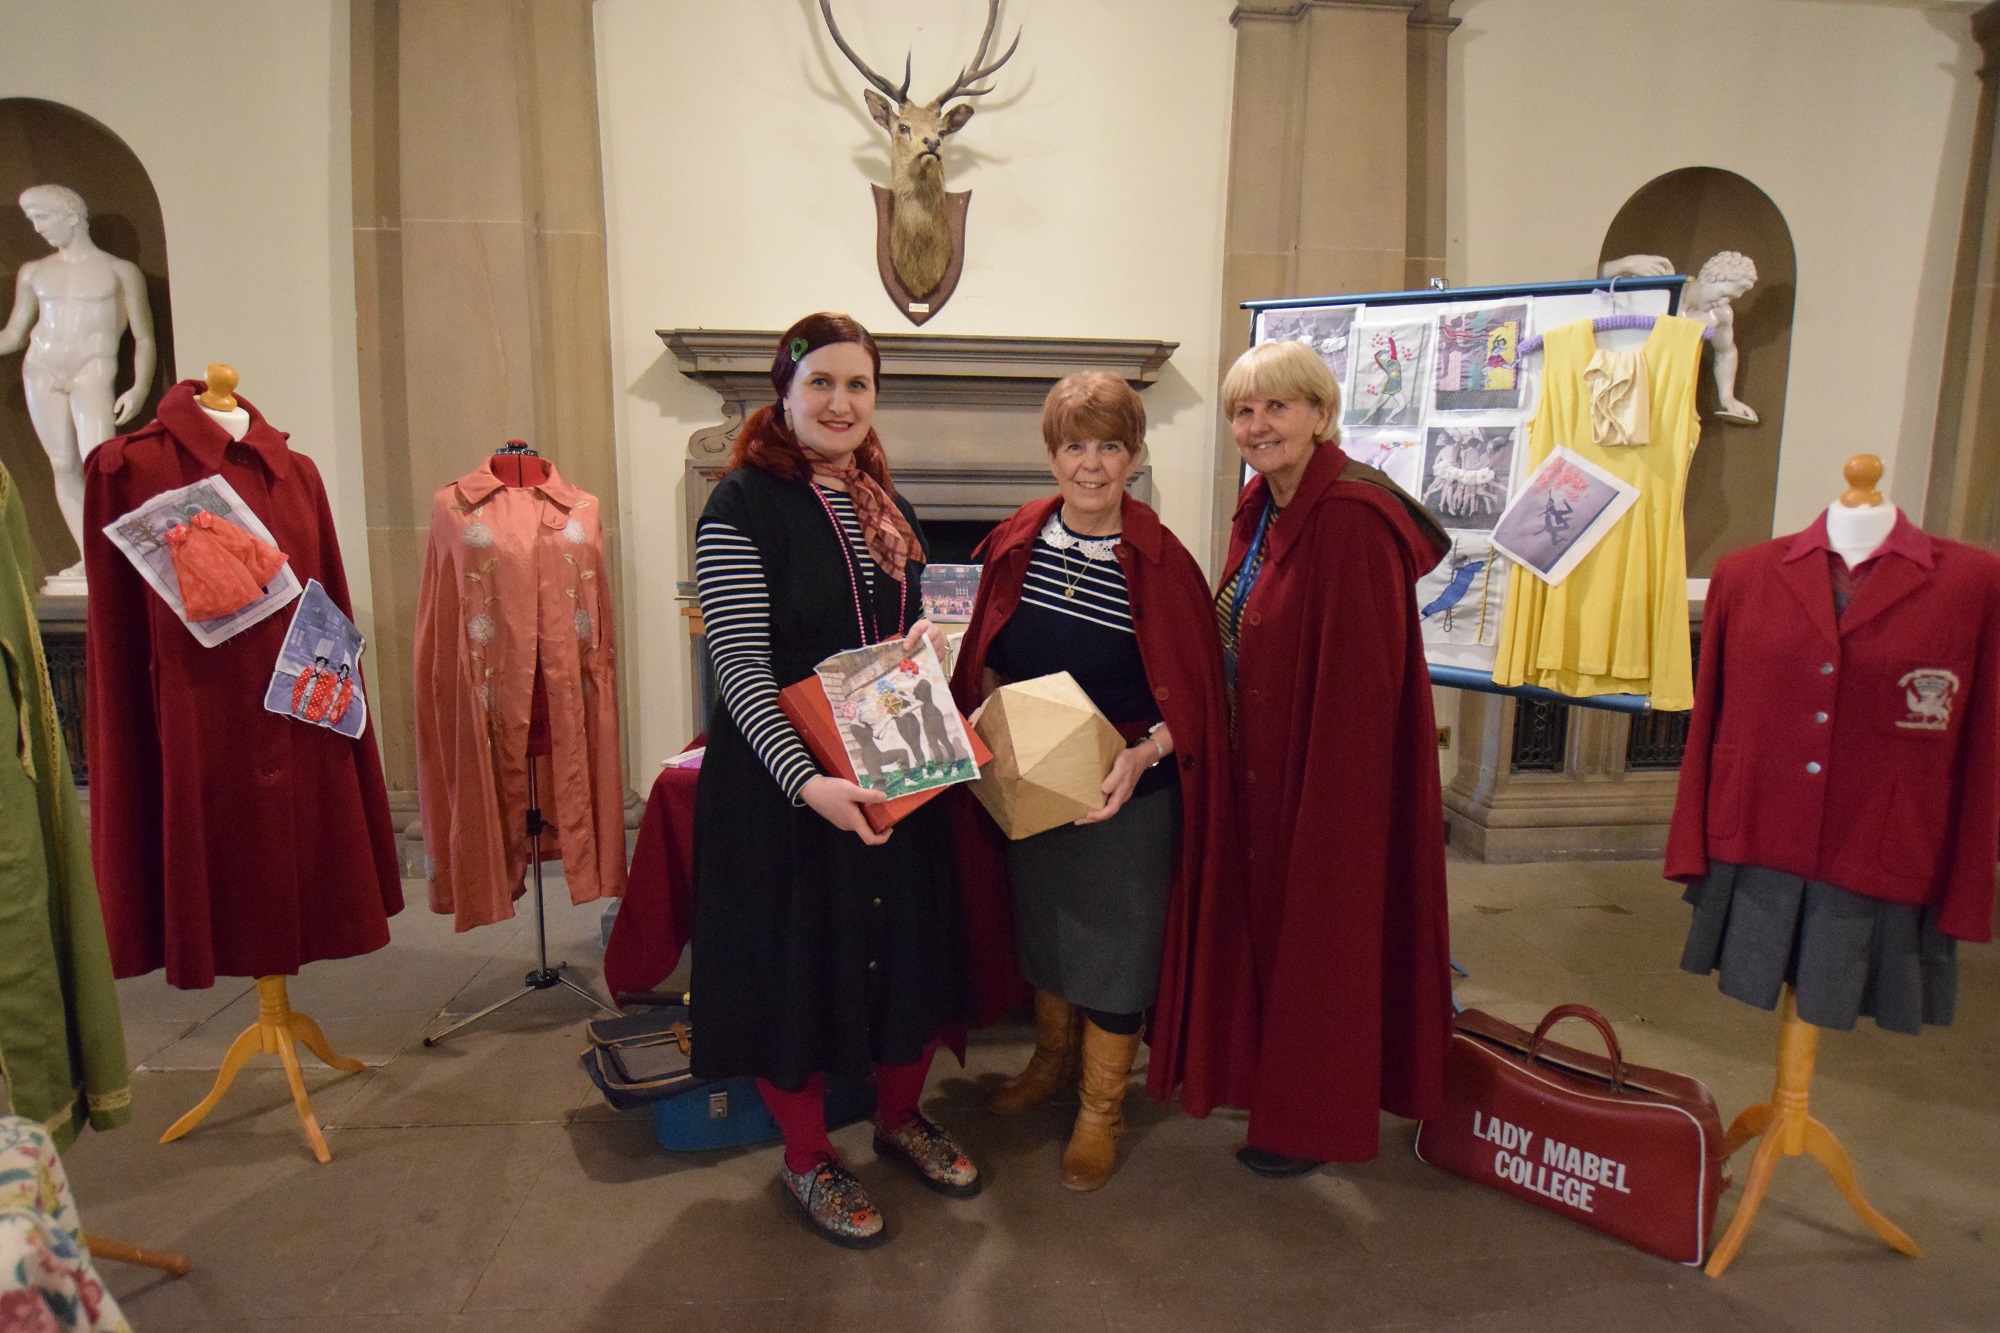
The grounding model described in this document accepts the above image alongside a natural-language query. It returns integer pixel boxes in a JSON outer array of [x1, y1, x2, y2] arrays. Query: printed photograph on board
[[1257, 304, 1361, 385], [1490, 447, 1640, 586], [1344, 320, 1430, 429], [815, 639, 979, 798], [1432, 302, 1527, 412], [1420, 425, 1517, 530]]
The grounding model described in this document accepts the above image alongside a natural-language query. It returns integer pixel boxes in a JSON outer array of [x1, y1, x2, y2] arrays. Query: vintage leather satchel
[[1414, 1004, 1725, 1265]]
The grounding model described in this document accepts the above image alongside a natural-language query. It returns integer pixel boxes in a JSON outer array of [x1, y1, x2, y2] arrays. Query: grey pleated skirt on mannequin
[[1005, 785, 1181, 1014], [1680, 861, 1956, 1035]]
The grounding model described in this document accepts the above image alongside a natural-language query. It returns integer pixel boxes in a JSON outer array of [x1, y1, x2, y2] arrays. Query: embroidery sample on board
[[1257, 304, 1362, 384], [815, 639, 979, 799], [1344, 430, 1425, 497], [1421, 426, 1517, 531], [263, 579, 369, 739], [1344, 320, 1432, 429], [1432, 302, 1526, 413]]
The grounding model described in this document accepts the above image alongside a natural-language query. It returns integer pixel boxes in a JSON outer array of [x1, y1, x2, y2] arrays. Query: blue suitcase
[[581, 1003, 875, 1151]]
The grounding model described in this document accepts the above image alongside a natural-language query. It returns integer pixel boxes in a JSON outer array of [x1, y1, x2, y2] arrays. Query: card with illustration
[[1490, 447, 1639, 586], [1344, 320, 1431, 429], [103, 474, 302, 647], [1432, 302, 1527, 413], [920, 564, 981, 623], [1341, 429, 1425, 497], [815, 638, 979, 799], [261, 580, 368, 739], [1257, 304, 1362, 385], [1420, 425, 1517, 531]]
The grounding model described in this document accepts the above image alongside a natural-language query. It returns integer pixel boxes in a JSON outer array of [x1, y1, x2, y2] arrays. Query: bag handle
[[1527, 1004, 1626, 1092]]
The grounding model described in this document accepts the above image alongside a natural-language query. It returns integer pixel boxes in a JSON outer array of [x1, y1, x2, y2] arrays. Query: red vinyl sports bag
[[1414, 1005, 1725, 1265]]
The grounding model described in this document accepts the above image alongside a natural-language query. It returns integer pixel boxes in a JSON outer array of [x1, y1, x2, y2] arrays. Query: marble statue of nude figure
[[0, 184, 157, 588]]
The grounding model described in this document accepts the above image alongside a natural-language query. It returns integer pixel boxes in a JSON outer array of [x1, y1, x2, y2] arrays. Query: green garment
[[0, 463, 130, 1147]]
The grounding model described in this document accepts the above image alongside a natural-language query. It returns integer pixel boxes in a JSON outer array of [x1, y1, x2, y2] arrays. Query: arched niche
[[1599, 168, 1795, 576], [0, 97, 175, 581]]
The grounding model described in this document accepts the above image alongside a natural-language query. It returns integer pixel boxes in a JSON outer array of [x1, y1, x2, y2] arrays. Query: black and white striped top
[[1016, 514, 1132, 633], [694, 486, 878, 802]]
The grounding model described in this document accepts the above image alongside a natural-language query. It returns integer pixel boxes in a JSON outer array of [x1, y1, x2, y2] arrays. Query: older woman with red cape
[[1214, 338, 1455, 1175], [952, 373, 1253, 1191]]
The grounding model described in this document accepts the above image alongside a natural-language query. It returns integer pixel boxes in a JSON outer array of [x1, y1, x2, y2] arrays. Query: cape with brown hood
[[949, 492, 1256, 1113], [1221, 441, 1456, 1163]]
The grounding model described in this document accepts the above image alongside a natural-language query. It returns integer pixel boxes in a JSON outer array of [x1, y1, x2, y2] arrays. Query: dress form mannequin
[[1824, 455, 1896, 569], [156, 362, 368, 1166], [1701, 451, 1921, 1277]]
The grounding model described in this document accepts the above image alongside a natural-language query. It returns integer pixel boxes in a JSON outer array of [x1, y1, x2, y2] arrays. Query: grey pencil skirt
[[1680, 861, 1957, 1035], [1005, 784, 1181, 1015]]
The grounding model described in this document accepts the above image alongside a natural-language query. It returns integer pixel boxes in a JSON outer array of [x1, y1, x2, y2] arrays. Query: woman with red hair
[[691, 313, 977, 1248]]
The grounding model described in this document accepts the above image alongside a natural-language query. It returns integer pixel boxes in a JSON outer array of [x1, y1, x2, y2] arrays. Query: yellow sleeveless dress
[[1493, 315, 1705, 710]]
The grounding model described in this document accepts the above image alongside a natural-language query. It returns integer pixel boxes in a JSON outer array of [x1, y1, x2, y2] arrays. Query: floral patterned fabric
[[0, 1116, 129, 1333], [413, 460, 627, 931]]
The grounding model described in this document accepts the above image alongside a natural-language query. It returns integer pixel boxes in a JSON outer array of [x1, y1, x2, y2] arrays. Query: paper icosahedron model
[[969, 672, 1125, 840]]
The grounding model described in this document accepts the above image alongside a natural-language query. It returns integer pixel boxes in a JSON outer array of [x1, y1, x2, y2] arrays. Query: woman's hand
[[904, 618, 951, 664], [800, 775, 892, 846], [1075, 724, 1172, 826]]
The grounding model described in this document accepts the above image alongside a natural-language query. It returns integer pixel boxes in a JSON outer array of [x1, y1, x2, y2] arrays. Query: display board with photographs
[[1248, 277, 1680, 681]]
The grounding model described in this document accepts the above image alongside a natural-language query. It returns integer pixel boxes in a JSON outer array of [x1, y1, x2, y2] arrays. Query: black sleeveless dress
[[690, 466, 971, 1088]]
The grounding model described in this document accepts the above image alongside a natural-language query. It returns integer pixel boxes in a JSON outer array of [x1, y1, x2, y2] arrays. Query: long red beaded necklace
[[811, 481, 907, 646]]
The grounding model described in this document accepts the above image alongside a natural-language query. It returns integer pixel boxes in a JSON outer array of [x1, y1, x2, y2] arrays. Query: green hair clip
[[789, 336, 810, 362]]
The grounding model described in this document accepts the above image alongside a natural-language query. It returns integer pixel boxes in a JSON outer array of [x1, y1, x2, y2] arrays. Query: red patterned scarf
[[803, 449, 920, 583]]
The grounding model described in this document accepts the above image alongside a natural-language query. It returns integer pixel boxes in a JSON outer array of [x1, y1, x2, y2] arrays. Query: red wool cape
[[1221, 443, 1454, 1162], [950, 494, 1257, 1112], [84, 382, 404, 987]]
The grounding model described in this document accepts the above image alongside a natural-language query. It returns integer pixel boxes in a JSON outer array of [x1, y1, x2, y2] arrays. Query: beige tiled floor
[[69, 858, 2000, 1332]]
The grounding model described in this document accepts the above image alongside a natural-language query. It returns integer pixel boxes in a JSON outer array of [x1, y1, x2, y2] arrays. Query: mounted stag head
[[820, 0, 1020, 323]]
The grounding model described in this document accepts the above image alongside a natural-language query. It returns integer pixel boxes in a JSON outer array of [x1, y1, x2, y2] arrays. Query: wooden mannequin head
[[1840, 454, 1884, 508], [200, 363, 240, 412]]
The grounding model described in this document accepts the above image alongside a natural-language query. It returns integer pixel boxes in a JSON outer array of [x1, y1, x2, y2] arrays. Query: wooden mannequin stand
[[1703, 987, 1921, 1276], [159, 975, 364, 1164]]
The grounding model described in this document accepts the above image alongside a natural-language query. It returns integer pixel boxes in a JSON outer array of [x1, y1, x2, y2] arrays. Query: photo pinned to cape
[[103, 474, 301, 647], [1490, 447, 1640, 587], [262, 579, 368, 739], [1420, 424, 1518, 531], [816, 638, 978, 799], [1343, 318, 1431, 429], [1431, 301, 1528, 413], [1417, 532, 1512, 670], [1256, 303, 1363, 385], [920, 564, 981, 623], [1341, 429, 1425, 497]]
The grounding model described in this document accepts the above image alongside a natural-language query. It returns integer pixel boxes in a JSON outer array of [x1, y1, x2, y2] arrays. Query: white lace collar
[[1039, 512, 1120, 562]]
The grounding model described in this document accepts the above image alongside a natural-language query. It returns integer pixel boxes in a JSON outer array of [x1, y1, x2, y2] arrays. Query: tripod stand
[[424, 760, 617, 1045]]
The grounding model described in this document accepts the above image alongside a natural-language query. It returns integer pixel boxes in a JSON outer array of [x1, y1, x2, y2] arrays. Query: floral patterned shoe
[[873, 1113, 983, 1198], [779, 1157, 888, 1249]]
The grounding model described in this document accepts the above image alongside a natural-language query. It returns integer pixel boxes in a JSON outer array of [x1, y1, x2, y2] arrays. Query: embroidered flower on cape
[[574, 608, 594, 639], [562, 518, 587, 544], [463, 522, 495, 549], [467, 613, 497, 645]]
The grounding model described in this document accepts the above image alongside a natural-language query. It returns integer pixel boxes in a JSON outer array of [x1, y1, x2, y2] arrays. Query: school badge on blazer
[[1414, 1005, 1725, 1265]]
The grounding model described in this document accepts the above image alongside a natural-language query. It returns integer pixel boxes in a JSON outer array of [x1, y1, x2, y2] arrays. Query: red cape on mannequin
[[1222, 442, 1454, 1162], [949, 493, 1256, 1112]]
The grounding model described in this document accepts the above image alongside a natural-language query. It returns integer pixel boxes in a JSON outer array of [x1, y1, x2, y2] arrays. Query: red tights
[[756, 1042, 937, 1174]]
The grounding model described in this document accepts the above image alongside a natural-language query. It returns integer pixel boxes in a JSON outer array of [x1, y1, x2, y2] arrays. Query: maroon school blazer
[[1664, 512, 2000, 942]]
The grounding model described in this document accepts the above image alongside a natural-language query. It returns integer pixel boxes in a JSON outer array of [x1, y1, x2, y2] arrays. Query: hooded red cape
[[950, 493, 1256, 1112], [1223, 442, 1455, 1162]]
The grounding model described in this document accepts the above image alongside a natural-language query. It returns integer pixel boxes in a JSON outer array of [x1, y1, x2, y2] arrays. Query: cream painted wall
[[596, 0, 1238, 766], [0, 1, 368, 626], [1447, 0, 1980, 539]]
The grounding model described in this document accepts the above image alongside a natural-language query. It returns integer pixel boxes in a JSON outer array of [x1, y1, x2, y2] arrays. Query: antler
[[819, 0, 911, 105], [936, 0, 1020, 105]]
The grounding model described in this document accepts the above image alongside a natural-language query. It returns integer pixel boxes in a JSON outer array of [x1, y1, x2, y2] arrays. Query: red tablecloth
[[603, 764, 698, 999]]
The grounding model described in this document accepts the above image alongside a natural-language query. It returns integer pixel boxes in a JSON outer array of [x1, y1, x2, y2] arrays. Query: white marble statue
[[0, 185, 157, 590], [1600, 250, 1759, 424]]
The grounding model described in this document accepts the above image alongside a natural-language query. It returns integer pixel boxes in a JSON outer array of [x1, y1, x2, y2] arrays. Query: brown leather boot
[[1060, 1020, 1142, 1191], [986, 989, 1079, 1115]]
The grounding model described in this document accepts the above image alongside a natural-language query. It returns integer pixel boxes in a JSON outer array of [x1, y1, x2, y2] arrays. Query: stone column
[[1210, 0, 1457, 567], [351, 0, 623, 832], [1926, 1, 2000, 544]]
